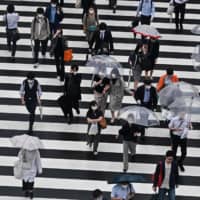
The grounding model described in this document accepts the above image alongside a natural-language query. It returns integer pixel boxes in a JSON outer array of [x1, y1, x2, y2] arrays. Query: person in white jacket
[[18, 149, 42, 199]]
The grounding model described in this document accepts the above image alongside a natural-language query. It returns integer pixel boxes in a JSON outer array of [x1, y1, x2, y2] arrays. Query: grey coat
[[31, 16, 50, 40]]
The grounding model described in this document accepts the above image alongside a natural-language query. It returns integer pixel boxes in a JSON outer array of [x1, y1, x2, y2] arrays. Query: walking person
[[86, 100, 103, 155], [117, 114, 140, 172], [20, 72, 42, 133], [136, 0, 155, 25], [45, 0, 64, 36], [31, 7, 50, 68], [152, 150, 179, 200], [17, 149, 42, 199], [63, 64, 82, 124], [135, 78, 158, 141], [3, 4, 20, 62], [109, 0, 117, 13], [50, 27, 68, 82], [168, 112, 192, 172], [170, 0, 188, 32]]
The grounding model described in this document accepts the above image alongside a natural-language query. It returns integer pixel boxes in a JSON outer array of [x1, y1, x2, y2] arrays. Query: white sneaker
[[56, 76, 60, 80], [93, 151, 98, 155]]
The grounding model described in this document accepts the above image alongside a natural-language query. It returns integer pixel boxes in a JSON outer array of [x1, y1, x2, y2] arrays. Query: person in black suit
[[89, 22, 114, 55], [135, 78, 158, 141], [64, 64, 82, 124]]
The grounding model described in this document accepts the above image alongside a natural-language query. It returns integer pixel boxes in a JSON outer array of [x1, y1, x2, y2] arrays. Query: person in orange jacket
[[157, 68, 179, 92]]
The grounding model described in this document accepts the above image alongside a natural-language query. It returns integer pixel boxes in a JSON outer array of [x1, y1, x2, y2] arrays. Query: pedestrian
[[64, 64, 82, 124], [3, 4, 20, 62], [168, 112, 192, 172], [156, 68, 179, 92], [109, 73, 133, 124], [31, 7, 50, 68], [89, 22, 114, 55], [169, 0, 188, 32], [128, 41, 143, 91], [17, 148, 42, 199], [135, 78, 158, 141], [111, 182, 135, 200], [50, 27, 68, 82], [92, 189, 107, 200], [81, 0, 96, 20], [117, 114, 140, 172], [152, 150, 179, 200], [109, 0, 117, 13], [92, 74, 110, 114], [136, 0, 155, 25], [83, 6, 99, 46], [147, 37, 160, 79], [45, 0, 64, 36], [20, 72, 42, 133], [86, 100, 103, 155]]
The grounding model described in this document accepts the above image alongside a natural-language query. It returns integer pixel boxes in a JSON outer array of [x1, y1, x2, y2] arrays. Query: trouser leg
[[179, 4, 185, 29], [179, 138, 187, 165], [123, 141, 129, 171], [158, 188, 167, 200], [128, 141, 136, 156], [168, 188, 176, 200], [34, 40, 40, 63], [26, 101, 37, 132], [60, 56, 65, 81], [55, 55, 61, 77], [93, 133, 100, 152], [41, 39, 48, 56], [12, 40, 17, 57], [171, 134, 179, 160]]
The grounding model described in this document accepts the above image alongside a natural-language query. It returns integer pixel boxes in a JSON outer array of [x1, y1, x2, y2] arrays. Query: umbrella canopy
[[191, 25, 200, 35], [131, 24, 161, 39], [119, 106, 160, 127], [10, 134, 43, 150], [108, 174, 146, 184], [86, 55, 123, 78]]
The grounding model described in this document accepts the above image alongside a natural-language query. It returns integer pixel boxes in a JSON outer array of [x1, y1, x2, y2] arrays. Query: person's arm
[[152, 87, 158, 110], [156, 76, 164, 92], [151, 2, 155, 20], [37, 82, 42, 105], [19, 81, 25, 105], [30, 19, 34, 40], [46, 18, 51, 38], [57, 6, 64, 22], [82, 14, 87, 33], [136, 0, 142, 17], [103, 84, 110, 94], [35, 150, 42, 174], [152, 163, 161, 191], [109, 30, 114, 52]]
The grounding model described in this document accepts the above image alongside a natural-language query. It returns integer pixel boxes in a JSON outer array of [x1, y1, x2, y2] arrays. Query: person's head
[[89, 101, 98, 111], [70, 64, 79, 74], [178, 112, 186, 120], [144, 78, 152, 89], [92, 189, 103, 200], [165, 150, 174, 164], [99, 22, 107, 31], [127, 114, 135, 124], [142, 42, 148, 53], [36, 7, 44, 16], [166, 68, 174, 76], [7, 4, 15, 13], [27, 72, 35, 80]]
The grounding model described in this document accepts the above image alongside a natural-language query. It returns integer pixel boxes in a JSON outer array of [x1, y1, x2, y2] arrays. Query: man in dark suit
[[135, 78, 158, 141], [89, 22, 114, 55]]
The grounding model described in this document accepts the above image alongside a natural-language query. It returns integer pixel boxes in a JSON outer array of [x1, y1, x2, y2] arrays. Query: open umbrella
[[119, 106, 160, 127], [11, 134, 43, 150], [108, 174, 145, 184], [86, 55, 123, 78], [191, 25, 200, 35], [131, 24, 161, 39]]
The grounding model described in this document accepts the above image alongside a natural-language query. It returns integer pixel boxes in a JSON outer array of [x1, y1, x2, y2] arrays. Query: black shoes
[[76, 108, 80, 114], [179, 163, 185, 172]]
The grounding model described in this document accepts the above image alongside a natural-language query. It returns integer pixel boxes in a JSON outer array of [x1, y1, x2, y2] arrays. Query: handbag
[[167, 4, 174, 15], [88, 123, 98, 135], [13, 159, 23, 179], [99, 117, 107, 129], [64, 49, 73, 62], [75, 0, 81, 8]]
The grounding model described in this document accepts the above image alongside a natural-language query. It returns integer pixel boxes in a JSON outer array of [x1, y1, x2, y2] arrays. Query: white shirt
[[3, 13, 19, 29], [161, 162, 171, 189]]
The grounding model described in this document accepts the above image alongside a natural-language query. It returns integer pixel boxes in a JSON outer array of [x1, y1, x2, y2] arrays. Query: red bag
[[152, 161, 163, 187], [64, 49, 73, 62]]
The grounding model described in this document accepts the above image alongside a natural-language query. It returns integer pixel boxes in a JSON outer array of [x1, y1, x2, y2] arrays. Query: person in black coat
[[89, 22, 114, 55], [64, 64, 82, 124], [50, 28, 68, 82], [135, 78, 158, 141]]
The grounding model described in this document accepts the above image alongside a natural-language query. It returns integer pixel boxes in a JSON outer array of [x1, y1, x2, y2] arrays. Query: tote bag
[[88, 123, 98, 135], [14, 159, 23, 179], [64, 49, 73, 62]]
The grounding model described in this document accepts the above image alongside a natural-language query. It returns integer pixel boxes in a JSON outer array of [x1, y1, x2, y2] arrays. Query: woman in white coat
[[18, 149, 42, 199]]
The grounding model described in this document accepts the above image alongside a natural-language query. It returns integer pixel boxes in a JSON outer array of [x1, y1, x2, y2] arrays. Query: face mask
[[96, 196, 103, 200], [28, 80, 33, 84], [145, 85, 151, 89], [51, 3, 56, 7], [37, 14, 43, 18], [73, 71, 77, 75], [89, 9, 94, 14], [91, 106, 98, 111], [121, 184, 128, 189]]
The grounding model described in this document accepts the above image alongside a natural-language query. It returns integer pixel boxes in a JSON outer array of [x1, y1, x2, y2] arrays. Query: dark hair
[[51, 0, 58, 4], [7, 4, 15, 13], [166, 68, 174, 75], [99, 22, 107, 30], [37, 7, 44, 14], [92, 189, 103, 198], [166, 150, 174, 158], [71, 64, 79, 71], [27, 72, 35, 80]]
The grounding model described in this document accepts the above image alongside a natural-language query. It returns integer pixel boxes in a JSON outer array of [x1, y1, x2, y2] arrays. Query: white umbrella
[[191, 25, 200, 35], [10, 134, 43, 150]]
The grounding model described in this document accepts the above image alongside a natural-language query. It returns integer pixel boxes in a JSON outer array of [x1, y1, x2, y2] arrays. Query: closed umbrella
[[119, 106, 160, 127], [11, 134, 43, 150]]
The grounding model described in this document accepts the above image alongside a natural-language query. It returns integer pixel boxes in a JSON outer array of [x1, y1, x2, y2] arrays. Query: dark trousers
[[54, 53, 65, 81], [109, 0, 117, 8], [174, 3, 186, 29], [22, 180, 34, 191], [7, 29, 17, 57], [25, 100, 37, 132], [50, 23, 58, 37], [141, 15, 151, 25], [72, 99, 80, 112], [171, 134, 187, 165], [34, 39, 48, 63]]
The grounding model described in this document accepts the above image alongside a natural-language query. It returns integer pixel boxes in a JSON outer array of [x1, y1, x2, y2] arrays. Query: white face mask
[[121, 184, 128, 189], [51, 3, 56, 7], [91, 106, 98, 111], [145, 85, 151, 89], [28, 80, 33, 84], [73, 71, 77, 75], [89, 9, 94, 14], [37, 14, 43, 18]]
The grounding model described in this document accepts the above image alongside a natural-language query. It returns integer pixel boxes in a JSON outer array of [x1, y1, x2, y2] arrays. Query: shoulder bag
[[99, 117, 107, 129]]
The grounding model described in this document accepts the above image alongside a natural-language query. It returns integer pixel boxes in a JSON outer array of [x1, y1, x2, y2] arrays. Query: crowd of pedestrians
[[3, 0, 194, 199]]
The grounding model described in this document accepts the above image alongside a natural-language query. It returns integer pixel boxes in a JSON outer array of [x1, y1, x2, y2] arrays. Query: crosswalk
[[0, 0, 200, 199]]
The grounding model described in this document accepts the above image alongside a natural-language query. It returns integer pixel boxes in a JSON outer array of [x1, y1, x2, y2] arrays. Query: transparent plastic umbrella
[[86, 55, 123, 78], [119, 106, 160, 127], [10, 134, 44, 150], [191, 45, 200, 71], [191, 25, 200, 35]]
